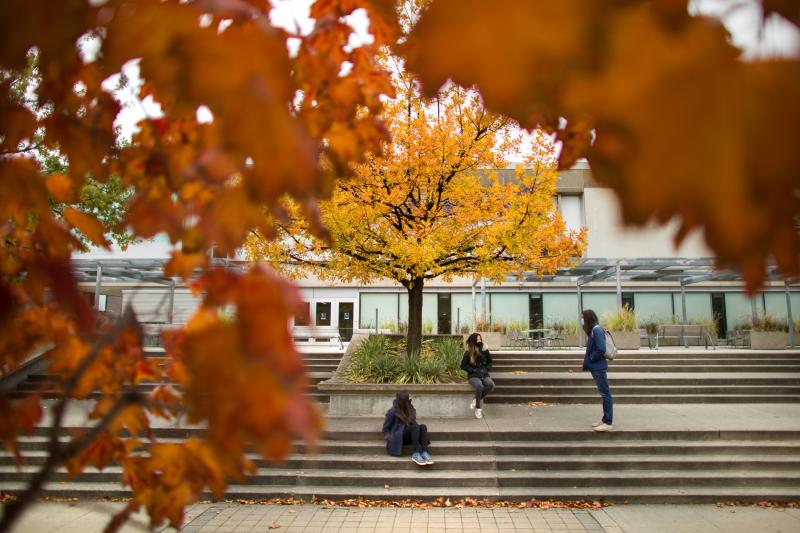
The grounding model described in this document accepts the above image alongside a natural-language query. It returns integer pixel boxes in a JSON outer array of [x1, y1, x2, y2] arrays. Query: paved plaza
[[5, 501, 800, 533]]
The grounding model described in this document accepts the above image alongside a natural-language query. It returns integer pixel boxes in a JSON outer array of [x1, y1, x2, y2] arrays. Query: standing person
[[382, 391, 434, 466], [461, 332, 494, 419], [581, 309, 614, 432]]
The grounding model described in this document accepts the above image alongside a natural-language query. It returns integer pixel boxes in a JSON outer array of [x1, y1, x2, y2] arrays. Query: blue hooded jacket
[[582, 324, 608, 372], [382, 401, 416, 456]]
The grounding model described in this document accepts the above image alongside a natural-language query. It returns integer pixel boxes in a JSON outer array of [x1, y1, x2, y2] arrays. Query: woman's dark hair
[[466, 332, 482, 364], [394, 390, 414, 423], [582, 309, 599, 336]]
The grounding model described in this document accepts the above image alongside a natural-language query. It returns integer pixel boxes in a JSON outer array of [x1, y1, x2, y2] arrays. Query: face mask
[[476, 341, 483, 349], [580, 318, 585, 327]]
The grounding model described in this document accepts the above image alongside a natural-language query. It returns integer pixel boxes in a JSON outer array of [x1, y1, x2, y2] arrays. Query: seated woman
[[382, 390, 434, 466]]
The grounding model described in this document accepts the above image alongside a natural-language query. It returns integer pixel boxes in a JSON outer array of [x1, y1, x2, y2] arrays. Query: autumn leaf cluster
[[404, 0, 800, 289], [0, 0, 396, 530]]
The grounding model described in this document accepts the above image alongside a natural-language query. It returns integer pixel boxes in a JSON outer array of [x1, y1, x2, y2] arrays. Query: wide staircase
[[2, 347, 799, 504], [490, 349, 800, 404], [7, 348, 343, 404]]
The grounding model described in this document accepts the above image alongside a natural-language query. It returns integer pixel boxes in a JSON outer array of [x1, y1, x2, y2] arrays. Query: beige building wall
[[583, 187, 712, 259]]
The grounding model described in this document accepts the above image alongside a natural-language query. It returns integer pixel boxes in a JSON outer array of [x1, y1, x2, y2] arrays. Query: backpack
[[603, 329, 617, 361]]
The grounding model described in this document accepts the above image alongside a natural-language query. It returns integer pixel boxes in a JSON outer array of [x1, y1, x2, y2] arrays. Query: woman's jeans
[[468, 376, 495, 408], [590, 370, 613, 424], [402, 423, 429, 453]]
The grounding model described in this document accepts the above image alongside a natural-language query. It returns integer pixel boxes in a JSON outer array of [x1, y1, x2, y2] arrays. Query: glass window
[[543, 293, 580, 326], [397, 293, 438, 333], [672, 293, 713, 323], [634, 293, 673, 323], [451, 293, 475, 333], [722, 292, 761, 329], [360, 293, 399, 329], [490, 293, 528, 328], [765, 292, 800, 321], [582, 293, 617, 320], [559, 195, 583, 234]]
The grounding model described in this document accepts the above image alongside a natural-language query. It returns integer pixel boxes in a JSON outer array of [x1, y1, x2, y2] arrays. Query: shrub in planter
[[345, 335, 465, 383], [751, 315, 788, 350], [602, 306, 639, 349]]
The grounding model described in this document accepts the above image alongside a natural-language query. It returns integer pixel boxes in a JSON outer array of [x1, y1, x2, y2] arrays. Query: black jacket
[[460, 350, 492, 379]]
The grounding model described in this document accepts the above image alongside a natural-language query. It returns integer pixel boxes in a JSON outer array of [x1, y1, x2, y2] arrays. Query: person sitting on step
[[382, 390, 434, 466], [461, 332, 494, 419]]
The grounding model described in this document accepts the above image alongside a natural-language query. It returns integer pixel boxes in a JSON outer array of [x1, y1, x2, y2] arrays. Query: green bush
[[422, 320, 434, 335], [345, 335, 401, 383], [602, 306, 637, 332], [429, 336, 464, 377], [344, 335, 464, 384]]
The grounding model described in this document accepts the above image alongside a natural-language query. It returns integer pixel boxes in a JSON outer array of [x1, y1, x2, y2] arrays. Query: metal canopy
[[73, 257, 794, 288], [518, 258, 791, 286], [71, 258, 249, 285]]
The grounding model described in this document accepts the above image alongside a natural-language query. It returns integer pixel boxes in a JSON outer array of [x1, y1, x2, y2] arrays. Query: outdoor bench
[[654, 324, 715, 350], [292, 325, 344, 349]]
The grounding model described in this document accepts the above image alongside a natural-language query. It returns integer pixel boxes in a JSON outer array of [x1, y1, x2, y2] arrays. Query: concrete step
[[488, 394, 800, 404], [0, 480, 796, 503], [491, 352, 800, 360], [25, 425, 800, 442], [3, 465, 798, 489], [4, 450, 799, 472], [491, 365, 800, 372], [12, 434, 800, 455], [491, 385, 800, 395], [492, 372, 800, 386]]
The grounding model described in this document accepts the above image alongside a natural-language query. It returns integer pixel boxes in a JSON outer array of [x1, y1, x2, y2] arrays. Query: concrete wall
[[583, 187, 712, 259]]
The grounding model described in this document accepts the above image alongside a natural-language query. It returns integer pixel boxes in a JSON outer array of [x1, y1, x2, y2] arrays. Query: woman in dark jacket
[[581, 309, 613, 432], [461, 333, 494, 419], [382, 391, 433, 466]]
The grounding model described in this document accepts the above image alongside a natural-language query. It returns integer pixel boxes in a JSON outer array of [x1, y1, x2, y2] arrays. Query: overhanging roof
[[72, 257, 795, 288], [516, 258, 793, 286]]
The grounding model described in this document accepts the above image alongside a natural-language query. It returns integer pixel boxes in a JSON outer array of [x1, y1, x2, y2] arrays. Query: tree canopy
[[246, 67, 585, 354]]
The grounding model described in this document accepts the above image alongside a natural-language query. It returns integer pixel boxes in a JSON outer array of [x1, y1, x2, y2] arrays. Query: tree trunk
[[406, 277, 425, 357]]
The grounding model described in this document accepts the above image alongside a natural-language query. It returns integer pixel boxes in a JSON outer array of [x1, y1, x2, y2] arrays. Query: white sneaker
[[475, 408, 483, 419], [593, 423, 613, 432], [469, 399, 476, 410], [591, 421, 603, 427]]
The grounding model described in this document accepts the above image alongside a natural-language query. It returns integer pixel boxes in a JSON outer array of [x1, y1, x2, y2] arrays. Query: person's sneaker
[[411, 452, 426, 466], [421, 451, 434, 465], [593, 423, 613, 432], [475, 408, 483, 419], [469, 398, 476, 410], [591, 421, 603, 427]]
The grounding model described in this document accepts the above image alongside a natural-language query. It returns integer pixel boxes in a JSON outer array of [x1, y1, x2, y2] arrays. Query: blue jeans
[[590, 370, 613, 424]]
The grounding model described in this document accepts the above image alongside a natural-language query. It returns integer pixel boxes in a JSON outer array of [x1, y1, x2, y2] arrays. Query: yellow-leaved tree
[[246, 65, 585, 355]]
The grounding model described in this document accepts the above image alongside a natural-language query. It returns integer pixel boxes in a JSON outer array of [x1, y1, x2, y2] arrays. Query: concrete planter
[[322, 332, 473, 417], [751, 331, 788, 350], [609, 330, 640, 350], [465, 332, 508, 351], [318, 381, 474, 417], [562, 333, 580, 347]]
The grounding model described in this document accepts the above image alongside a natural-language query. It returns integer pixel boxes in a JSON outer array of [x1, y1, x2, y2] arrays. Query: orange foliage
[[0, 0, 395, 530], [405, 0, 800, 290]]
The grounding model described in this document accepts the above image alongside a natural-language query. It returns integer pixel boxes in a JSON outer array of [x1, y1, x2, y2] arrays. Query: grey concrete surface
[[4, 501, 800, 532]]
